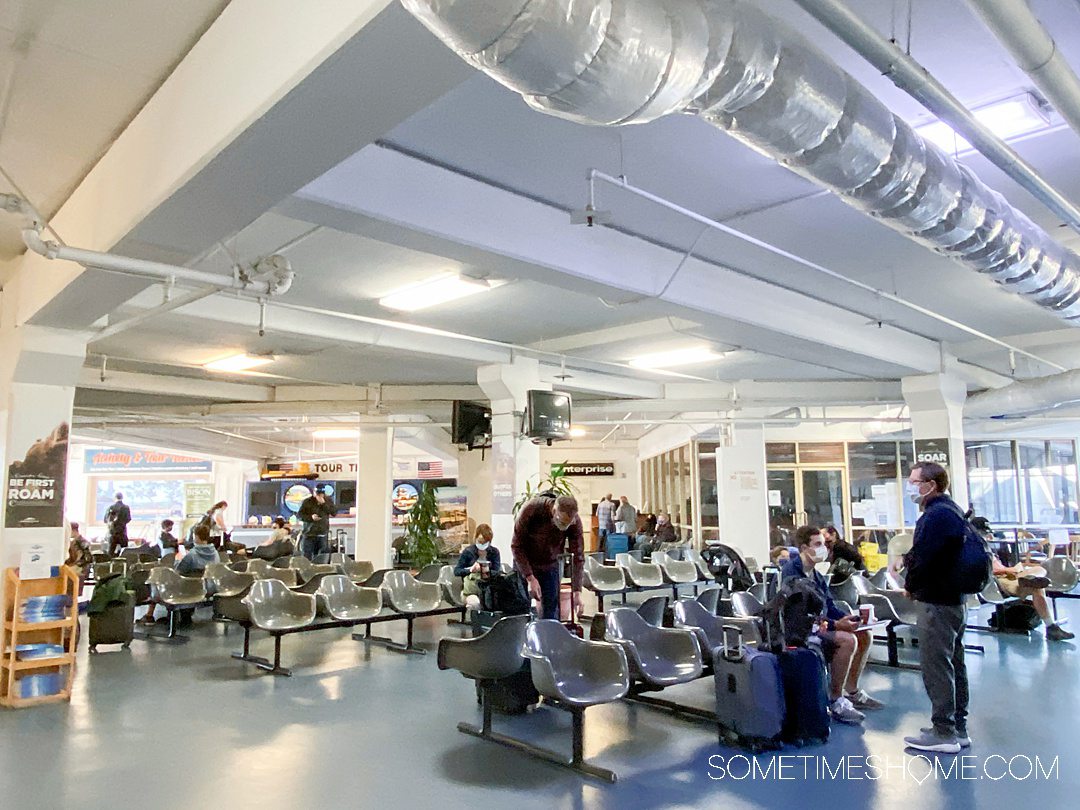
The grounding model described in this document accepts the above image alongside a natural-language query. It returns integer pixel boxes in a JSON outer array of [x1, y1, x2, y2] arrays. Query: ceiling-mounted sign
[[552, 462, 615, 477], [914, 439, 950, 468], [86, 448, 212, 474], [312, 461, 357, 476]]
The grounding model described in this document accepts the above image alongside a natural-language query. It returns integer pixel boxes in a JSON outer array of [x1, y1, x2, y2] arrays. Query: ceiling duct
[[965, 369, 1080, 418], [402, 0, 1080, 323]]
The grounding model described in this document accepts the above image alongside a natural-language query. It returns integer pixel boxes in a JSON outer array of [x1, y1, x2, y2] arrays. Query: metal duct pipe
[[966, 0, 1080, 145], [402, 0, 1080, 324], [965, 369, 1080, 418]]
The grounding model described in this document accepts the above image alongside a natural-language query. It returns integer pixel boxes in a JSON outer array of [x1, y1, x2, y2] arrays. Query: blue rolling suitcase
[[605, 533, 629, 559], [713, 625, 785, 751], [778, 645, 830, 746]]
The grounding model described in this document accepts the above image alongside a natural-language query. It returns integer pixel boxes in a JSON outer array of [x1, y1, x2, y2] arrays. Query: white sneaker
[[830, 696, 865, 725]]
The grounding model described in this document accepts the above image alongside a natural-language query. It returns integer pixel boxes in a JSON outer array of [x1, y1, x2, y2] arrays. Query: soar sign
[[552, 462, 614, 478], [914, 439, 950, 467]]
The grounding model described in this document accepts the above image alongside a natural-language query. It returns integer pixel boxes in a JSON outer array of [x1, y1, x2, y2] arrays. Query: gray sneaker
[[905, 729, 961, 754], [846, 689, 884, 710], [830, 696, 865, 725], [922, 727, 971, 747]]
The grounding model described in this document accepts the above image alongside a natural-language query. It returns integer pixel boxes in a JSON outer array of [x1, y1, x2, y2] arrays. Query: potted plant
[[513, 462, 576, 516], [402, 483, 442, 570]]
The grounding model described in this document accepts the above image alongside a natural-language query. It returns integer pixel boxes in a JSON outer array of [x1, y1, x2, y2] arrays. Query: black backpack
[[759, 577, 826, 653], [947, 504, 994, 595], [479, 572, 531, 615], [991, 602, 1042, 632]]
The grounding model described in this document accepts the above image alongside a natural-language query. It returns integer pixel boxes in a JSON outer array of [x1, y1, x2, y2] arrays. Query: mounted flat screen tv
[[524, 390, 571, 444], [451, 400, 492, 449]]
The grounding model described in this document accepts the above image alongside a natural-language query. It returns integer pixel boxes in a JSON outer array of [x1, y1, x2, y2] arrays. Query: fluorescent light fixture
[[569, 426, 587, 438], [914, 92, 1052, 154], [203, 353, 273, 373], [629, 345, 724, 369], [379, 274, 499, 312], [312, 428, 360, 440]]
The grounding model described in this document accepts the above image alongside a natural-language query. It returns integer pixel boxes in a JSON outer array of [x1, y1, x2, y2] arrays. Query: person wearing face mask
[[654, 512, 678, 545], [511, 495, 584, 621], [454, 524, 502, 609], [781, 525, 883, 724], [901, 462, 972, 755]]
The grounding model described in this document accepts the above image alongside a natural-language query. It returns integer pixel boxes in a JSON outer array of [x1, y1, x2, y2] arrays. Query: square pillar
[[715, 424, 769, 563], [903, 373, 968, 509], [355, 427, 393, 569]]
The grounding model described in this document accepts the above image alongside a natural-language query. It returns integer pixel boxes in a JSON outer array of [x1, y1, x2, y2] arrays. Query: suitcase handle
[[721, 624, 744, 661]]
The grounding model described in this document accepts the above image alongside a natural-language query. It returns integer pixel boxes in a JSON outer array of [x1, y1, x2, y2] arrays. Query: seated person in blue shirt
[[782, 525, 883, 723], [454, 524, 501, 608]]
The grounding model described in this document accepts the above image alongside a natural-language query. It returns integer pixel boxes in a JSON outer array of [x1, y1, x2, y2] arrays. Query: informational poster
[[19, 544, 53, 580], [492, 439, 516, 514], [85, 447, 211, 474], [768, 490, 782, 507], [436, 486, 469, 552], [914, 438, 950, 468], [184, 483, 214, 521], [5, 421, 69, 529]]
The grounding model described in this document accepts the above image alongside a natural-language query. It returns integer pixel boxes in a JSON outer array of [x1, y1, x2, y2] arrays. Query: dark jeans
[[302, 533, 329, 560], [916, 601, 969, 736], [536, 566, 561, 621], [597, 527, 610, 554], [108, 531, 128, 557]]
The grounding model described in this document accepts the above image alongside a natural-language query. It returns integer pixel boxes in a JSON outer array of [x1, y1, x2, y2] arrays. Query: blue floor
[[1, 593, 1076, 809]]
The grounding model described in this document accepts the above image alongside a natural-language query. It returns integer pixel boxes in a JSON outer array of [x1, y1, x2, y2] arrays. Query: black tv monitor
[[451, 400, 492, 449], [524, 390, 571, 443]]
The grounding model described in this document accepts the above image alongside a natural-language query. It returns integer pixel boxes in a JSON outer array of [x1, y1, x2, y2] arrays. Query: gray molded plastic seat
[[978, 579, 1018, 607], [500, 563, 513, 574], [288, 556, 315, 579], [674, 598, 761, 652], [851, 574, 877, 597], [1045, 557, 1080, 593], [415, 564, 444, 583], [438, 614, 529, 678], [204, 563, 255, 597], [651, 552, 700, 585], [242, 578, 316, 632], [259, 568, 300, 587], [584, 556, 627, 593], [834, 599, 854, 616], [604, 607, 703, 687], [244, 558, 274, 578], [868, 568, 890, 590], [730, 591, 764, 618], [271, 556, 294, 568], [696, 587, 722, 615], [315, 575, 383, 621], [747, 582, 768, 603], [858, 586, 920, 626], [684, 548, 713, 581], [523, 620, 630, 708], [291, 571, 336, 595], [148, 567, 207, 607], [360, 568, 393, 588], [436, 565, 465, 608], [159, 553, 176, 569], [96, 560, 127, 579], [344, 559, 375, 582], [615, 553, 664, 588], [830, 576, 860, 608], [636, 596, 668, 627], [383, 570, 444, 613]]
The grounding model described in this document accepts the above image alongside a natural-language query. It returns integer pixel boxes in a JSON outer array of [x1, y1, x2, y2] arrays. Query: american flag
[[417, 460, 443, 479]]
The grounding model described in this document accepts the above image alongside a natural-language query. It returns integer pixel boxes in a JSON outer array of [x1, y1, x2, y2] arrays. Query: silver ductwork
[[402, 0, 1080, 323], [965, 370, 1080, 418]]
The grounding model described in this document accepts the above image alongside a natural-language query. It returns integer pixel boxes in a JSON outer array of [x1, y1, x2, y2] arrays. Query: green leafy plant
[[403, 483, 442, 569], [513, 462, 576, 516]]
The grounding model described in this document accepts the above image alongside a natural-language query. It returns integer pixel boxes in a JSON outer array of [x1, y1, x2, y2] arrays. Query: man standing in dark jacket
[[104, 492, 132, 557], [902, 462, 969, 755], [298, 486, 335, 560]]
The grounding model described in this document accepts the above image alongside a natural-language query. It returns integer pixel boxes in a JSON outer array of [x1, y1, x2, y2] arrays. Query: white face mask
[[553, 515, 572, 531], [906, 481, 929, 505], [475, 541, 490, 551], [811, 545, 828, 563]]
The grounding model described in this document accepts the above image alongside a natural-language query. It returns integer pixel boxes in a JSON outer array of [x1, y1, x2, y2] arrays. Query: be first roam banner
[[5, 421, 69, 529]]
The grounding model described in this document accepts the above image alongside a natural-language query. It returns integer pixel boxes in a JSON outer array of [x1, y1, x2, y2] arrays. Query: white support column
[[903, 373, 969, 509], [715, 425, 770, 562], [477, 360, 549, 561], [355, 427, 393, 568], [0, 326, 87, 597]]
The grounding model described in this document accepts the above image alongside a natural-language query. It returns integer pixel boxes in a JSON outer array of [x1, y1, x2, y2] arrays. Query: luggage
[[605, 533, 629, 559], [713, 625, 785, 751], [477, 660, 540, 714], [945, 503, 994, 594], [89, 590, 135, 653], [760, 578, 825, 653], [991, 602, 1042, 632], [777, 644, 830, 745], [479, 572, 531, 615]]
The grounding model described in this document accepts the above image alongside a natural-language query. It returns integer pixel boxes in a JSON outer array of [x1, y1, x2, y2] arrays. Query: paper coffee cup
[[859, 604, 873, 624]]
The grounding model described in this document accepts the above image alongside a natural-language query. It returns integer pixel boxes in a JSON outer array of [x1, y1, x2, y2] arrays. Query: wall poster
[[5, 421, 69, 529]]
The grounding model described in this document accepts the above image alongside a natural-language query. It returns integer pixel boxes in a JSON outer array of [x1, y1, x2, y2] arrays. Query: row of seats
[[583, 551, 713, 609]]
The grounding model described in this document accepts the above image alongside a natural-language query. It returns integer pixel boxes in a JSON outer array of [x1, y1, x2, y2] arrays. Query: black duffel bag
[[991, 602, 1042, 633], [479, 572, 531, 615]]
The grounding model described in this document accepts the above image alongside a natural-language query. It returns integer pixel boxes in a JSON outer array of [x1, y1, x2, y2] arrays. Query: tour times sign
[[552, 462, 615, 478], [5, 421, 70, 529]]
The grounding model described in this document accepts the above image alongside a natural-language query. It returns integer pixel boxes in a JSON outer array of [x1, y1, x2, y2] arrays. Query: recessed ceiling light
[[569, 426, 587, 438], [312, 428, 360, 440], [379, 274, 500, 312], [914, 92, 1052, 154], [203, 353, 273, 373], [628, 346, 724, 369]]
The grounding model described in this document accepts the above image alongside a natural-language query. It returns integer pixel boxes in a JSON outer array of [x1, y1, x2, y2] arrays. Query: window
[[766, 443, 796, 464], [1017, 441, 1078, 525], [797, 442, 845, 464], [965, 442, 1019, 524], [847, 443, 900, 528]]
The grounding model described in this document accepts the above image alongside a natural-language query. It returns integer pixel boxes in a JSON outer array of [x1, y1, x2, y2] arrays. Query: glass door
[[767, 466, 848, 542], [767, 469, 797, 546], [801, 469, 846, 531]]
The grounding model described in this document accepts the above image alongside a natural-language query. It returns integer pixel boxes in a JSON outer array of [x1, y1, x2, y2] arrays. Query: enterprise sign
[[552, 462, 615, 477]]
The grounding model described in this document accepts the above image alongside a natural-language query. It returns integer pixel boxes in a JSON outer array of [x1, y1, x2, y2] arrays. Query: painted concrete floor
[[1, 593, 1077, 810]]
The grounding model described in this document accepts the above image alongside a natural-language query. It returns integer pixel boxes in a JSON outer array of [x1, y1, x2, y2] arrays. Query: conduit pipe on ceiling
[[965, 0, 1080, 145], [403, 0, 1080, 324], [964, 368, 1080, 418], [90, 286, 224, 343]]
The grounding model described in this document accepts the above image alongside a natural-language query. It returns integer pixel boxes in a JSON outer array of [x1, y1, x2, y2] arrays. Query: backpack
[[759, 577, 826, 653], [991, 602, 1042, 632], [479, 572, 531, 615], [948, 505, 995, 595]]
